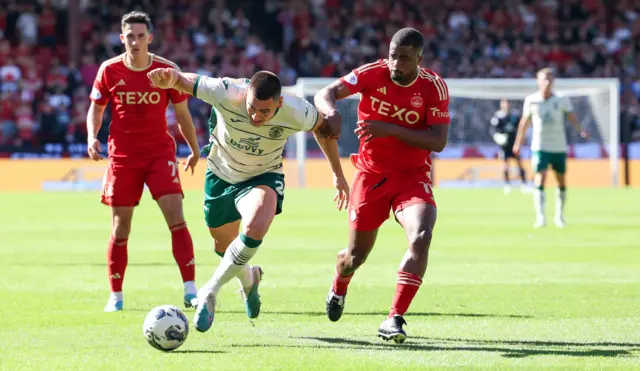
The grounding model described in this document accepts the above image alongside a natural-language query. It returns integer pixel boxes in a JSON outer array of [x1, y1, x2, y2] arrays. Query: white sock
[[200, 235, 261, 297], [184, 281, 197, 295], [236, 265, 254, 289], [109, 292, 123, 301], [534, 188, 545, 221], [556, 188, 566, 219], [216, 249, 253, 289]]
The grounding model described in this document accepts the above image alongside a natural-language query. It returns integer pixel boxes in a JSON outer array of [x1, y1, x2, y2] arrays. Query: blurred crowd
[[0, 0, 639, 155]]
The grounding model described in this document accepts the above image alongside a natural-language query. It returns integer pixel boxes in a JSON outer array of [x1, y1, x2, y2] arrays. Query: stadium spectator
[[0, 0, 638, 155]]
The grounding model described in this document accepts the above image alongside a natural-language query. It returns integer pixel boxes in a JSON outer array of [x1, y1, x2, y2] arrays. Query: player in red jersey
[[86, 12, 201, 312], [314, 28, 450, 343]]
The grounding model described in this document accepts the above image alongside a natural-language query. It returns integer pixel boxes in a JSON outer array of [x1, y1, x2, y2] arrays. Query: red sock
[[332, 269, 354, 296], [389, 271, 422, 318], [107, 236, 128, 292], [170, 223, 195, 282]]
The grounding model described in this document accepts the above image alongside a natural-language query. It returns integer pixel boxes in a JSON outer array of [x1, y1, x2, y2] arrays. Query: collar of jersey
[[123, 53, 154, 71], [389, 70, 419, 88]]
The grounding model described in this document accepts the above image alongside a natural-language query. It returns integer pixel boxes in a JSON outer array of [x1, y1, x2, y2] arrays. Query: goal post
[[285, 77, 620, 188]]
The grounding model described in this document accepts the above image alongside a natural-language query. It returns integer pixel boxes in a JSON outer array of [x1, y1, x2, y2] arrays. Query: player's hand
[[333, 173, 350, 211], [147, 68, 178, 89], [512, 143, 521, 156], [87, 137, 102, 161], [182, 153, 199, 175], [355, 120, 391, 143]]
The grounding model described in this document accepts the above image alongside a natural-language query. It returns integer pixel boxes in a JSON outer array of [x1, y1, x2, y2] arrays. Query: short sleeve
[[193, 76, 247, 105], [295, 97, 319, 132], [425, 75, 450, 125], [169, 88, 187, 104], [90, 65, 110, 105], [339, 60, 384, 95]]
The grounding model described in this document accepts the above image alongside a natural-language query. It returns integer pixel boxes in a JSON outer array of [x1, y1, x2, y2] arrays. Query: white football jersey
[[522, 92, 573, 153], [194, 76, 319, 183]]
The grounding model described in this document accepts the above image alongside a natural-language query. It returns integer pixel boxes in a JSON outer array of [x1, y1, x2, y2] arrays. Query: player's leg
[[514, 154, 528, 192], [207, 221, 261, 318], [147, 157, 197, 307], [327, 228, 378, 321], [551, 152, 568, 227], [531, 151, 549, 228], [376, 179, 436, 343], [327, 171, 389, 322], [101, 159, 145, 312], [195, 174, 282, 331], [500, 148, 511, 193]]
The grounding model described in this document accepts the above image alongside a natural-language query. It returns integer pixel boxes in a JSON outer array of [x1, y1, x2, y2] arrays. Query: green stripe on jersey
[[193, 75, 201, 97]]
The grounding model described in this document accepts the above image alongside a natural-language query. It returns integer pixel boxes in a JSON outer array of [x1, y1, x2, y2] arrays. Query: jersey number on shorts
[[168, 160, 177, 176], [274, 180, 284, 196]]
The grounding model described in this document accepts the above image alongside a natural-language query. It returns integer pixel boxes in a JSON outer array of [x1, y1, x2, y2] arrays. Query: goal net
[[284, 78, 620, 188]]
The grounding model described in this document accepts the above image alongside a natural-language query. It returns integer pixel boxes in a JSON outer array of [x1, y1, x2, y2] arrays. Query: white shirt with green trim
[[193, 76, 319, 184], [522, 91, 573, 153]]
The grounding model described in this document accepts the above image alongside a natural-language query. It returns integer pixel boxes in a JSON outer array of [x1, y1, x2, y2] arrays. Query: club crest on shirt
[[344, 71, 358, 85], [269, 126, 284, 139], [411, 95, 423, 108]]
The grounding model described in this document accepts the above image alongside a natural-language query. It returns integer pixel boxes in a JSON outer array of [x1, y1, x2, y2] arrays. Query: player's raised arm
[[147, 68, 198, 94], [314, 79, 354, 129]]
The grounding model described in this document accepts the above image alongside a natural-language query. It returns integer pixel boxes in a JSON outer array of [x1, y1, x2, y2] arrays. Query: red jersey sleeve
[[169, 87, 187, 104], [90, 64, 110, 106], [339, 59, 386, 95], [423, 71, 450, 125]]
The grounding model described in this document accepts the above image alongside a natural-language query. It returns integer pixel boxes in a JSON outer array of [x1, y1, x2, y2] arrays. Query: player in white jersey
[[513, 68, 588, 228], [147, 68, 349, 332]]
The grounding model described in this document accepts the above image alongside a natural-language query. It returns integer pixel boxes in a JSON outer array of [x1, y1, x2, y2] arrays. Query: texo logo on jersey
[[116, 91, 161, 104], [430, 107, 449, 118], [370, 96, 421, 124]]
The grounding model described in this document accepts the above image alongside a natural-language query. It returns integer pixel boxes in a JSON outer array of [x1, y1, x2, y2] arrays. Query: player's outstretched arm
[[312, 115, 349, 210], [314, 80, 354, 138], [86, 101, 106, 160], [148, 68, 199, 95]]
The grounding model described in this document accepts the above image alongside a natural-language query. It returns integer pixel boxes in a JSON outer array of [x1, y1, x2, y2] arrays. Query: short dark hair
[[249, 71, 282, 101], [121, 11, 153, 32], [391, 28, 424, 54]]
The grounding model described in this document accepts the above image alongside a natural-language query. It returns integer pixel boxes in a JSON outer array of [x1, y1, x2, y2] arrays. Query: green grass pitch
[[1, 188, 639, 370]]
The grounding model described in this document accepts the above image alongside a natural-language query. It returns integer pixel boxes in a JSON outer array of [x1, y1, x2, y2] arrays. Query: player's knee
[[112, 218, 132, 239], [342, 248, 368, 270], [348, 253, 368, 270], [242, 218, 271, 241], [408, 228, 433, 252]]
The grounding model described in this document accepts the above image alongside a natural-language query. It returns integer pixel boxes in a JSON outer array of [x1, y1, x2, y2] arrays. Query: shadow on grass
[[230, 336, 639, 359], [220, 310, 532, 319], [172, 350, 227, 354]]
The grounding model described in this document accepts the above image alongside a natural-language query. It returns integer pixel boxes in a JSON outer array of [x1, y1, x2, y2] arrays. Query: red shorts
[[101, 155, 184, 207], [348, 170, 436, 231]]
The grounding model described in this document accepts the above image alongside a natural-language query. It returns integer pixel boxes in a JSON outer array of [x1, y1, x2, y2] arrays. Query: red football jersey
[[340, 59, 450, 177], [90, 53, 187, 159]]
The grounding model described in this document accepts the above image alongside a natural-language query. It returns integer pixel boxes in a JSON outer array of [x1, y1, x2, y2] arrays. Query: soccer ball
[[143, 305, 189, 352]]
